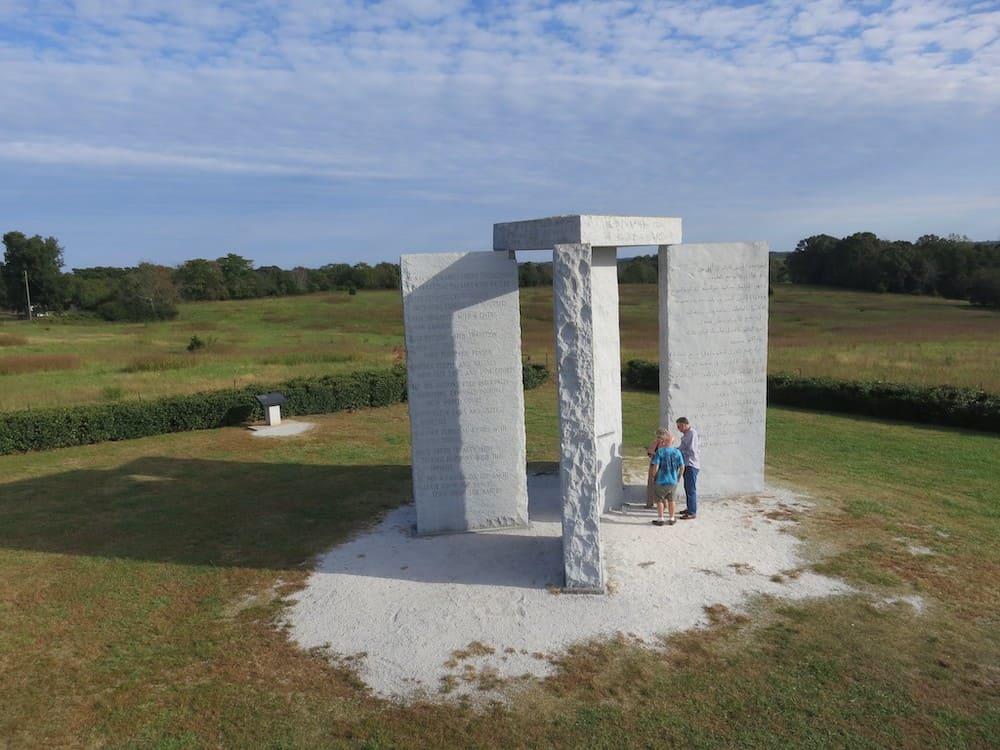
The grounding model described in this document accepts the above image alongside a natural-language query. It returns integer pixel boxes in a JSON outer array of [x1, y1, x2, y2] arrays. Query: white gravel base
[[249, 421, 315, 438], [286, 471, 850, 701]]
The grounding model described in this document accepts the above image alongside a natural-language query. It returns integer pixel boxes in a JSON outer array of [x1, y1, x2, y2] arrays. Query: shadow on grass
[[0, 457, 413, 570], [0, 458, 571, 586]]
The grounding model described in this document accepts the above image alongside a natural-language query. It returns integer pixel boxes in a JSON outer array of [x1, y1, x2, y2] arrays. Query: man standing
[[676, 417, 700, 519], [648, 429, 685, 527]]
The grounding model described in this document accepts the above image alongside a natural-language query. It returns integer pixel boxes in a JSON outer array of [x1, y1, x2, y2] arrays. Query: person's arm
[[648, 462, 658, 484]]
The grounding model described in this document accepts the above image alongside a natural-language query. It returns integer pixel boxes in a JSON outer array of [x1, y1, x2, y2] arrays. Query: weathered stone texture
[[494, 215, 682, 251], [401, 251, 529, 535], [658, 242, 769, 496], [553, 243, 605, 591]]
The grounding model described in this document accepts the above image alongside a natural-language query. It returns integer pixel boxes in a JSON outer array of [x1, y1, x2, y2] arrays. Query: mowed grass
[[0, 385, 997, 748], [1, 283, 997, 410]]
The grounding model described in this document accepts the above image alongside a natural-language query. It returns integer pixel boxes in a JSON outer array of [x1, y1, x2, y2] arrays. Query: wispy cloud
[[0, 0, 997, 264]]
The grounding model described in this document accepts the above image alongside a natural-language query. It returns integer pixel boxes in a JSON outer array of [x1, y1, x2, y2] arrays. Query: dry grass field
[[0, 284, 996, 411]]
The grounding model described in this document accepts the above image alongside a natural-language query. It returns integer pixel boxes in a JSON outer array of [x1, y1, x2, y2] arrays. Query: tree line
[[785, 232, 1000, 307], [0, 231, 402, 321], [4, 229, 999, 321]]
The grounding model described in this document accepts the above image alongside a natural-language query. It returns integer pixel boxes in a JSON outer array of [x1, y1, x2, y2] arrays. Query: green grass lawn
[[1, 385, 997, 748], [1, 284, 996, 410]]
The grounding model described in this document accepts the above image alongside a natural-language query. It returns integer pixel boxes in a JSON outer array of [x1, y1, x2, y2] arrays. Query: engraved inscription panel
[[401, 251, 529, 534], [659, 242, 769, 496]]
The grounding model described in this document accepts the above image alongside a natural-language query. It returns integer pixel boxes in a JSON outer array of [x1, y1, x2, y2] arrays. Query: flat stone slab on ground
[[249, 421, 315, 438]]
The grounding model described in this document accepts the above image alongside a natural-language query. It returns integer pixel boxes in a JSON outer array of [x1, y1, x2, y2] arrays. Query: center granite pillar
[[553, 243, 605, 592]]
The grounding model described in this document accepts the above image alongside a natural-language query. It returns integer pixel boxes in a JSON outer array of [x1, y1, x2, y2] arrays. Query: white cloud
[[0, 0, 997, 262]]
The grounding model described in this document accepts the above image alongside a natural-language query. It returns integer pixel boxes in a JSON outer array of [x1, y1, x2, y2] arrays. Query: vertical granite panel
[[658, 242, 769, 496], [591, 246, 624, 512], [401, 251, 529, 535]]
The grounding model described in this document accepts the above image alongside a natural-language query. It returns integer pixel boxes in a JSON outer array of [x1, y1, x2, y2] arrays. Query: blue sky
[[0, 0, 997, 269]]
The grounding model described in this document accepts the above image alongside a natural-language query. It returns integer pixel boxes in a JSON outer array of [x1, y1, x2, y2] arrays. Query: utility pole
[[23, 270, 32, 321]]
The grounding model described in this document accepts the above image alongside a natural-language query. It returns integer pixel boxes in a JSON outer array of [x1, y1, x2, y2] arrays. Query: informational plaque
[[401, 251, 529, 535], [658, 243, 769, 496]]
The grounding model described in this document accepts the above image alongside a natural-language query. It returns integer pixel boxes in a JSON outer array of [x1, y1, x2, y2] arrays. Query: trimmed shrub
[[624, 359, 659, 391], [0, 363, 551, 454], [522, 363, 549, 390], [623, 359, 999, 433]]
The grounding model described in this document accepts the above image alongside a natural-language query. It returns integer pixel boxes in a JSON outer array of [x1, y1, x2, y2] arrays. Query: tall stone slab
[[553, 243, 604, 592], [591, 247, 624, 512], [401, 251, 529, 535], [658, 242, 769, 496]]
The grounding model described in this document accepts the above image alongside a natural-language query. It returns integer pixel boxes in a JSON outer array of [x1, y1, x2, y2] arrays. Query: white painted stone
[[494, 215, 682, 251], [658, 242, 769, 496], [553, 243, 604, 592], [591, 247, 624, 512], [266, 404, 282, 426], [401, 251, 529, 535]]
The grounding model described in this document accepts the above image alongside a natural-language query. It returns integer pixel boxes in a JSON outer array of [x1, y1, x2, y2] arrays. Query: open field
[[1, 384, 997, 747], [0, 284, 997, 411]]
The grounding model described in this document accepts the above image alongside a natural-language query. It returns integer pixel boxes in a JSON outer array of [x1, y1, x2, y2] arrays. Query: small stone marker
[[401, 251, 529, 535], [658, 242, 769, 495], [255, 392, 286, 426]]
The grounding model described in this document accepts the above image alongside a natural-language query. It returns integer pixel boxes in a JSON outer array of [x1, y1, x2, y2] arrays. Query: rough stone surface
[[658, 242, 769, 496], [494, 215, 682, 251], [553, 243, 604, 591], [401, 251, 529, 535], [591, 247, 624, 512]]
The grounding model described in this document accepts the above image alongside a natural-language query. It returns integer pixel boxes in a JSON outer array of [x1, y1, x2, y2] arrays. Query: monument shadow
[[0, 455, 562, 587]]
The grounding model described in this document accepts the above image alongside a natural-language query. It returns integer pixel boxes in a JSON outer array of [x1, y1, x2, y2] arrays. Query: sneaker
[[652, 519, 665, 526], [681, 514, 697, 520], [667, 517, 677, 526]]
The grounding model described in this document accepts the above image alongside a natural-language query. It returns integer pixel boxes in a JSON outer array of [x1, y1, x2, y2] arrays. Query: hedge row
[[0, 362, 550, 455], [624, 359, 1000, 433]]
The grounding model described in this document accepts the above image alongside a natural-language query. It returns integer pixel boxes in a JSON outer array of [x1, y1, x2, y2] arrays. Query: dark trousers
[[683, 467, 699, 515]]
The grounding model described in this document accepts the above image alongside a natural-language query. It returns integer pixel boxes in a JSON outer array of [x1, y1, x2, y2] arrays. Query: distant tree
[[174, 259, 228, 301], [350, 262, 376, 289], [373, 262, 401, 289], [288, 267, 310, 294], [786, 234, 839, 284], [519, 262, 542, 287], [769, 254, 790, 284], [0, 261, 7, 309], [618, 255, 657, 284], [320, 263, 354, 289], [99, 263, 179, 321], [216, 253, 257, 299], [2, 231, 67, 313], [967, 268, 1000, 308], [255, 265, 302, 296], [518, 261, 554, 286]]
